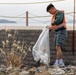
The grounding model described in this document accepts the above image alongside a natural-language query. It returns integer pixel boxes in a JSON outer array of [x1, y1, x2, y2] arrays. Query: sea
[[0, 23, 76, 30]]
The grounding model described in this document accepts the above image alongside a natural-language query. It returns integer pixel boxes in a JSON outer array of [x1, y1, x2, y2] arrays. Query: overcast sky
[[0, 0, 75, 26]]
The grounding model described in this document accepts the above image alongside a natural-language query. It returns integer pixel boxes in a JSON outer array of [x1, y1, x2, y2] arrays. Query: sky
[[0, 0, 75, 26]]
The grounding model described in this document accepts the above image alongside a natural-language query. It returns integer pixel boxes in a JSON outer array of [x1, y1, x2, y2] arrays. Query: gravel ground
[[0, 65, 76, 75], [29, 65, 76, 75]]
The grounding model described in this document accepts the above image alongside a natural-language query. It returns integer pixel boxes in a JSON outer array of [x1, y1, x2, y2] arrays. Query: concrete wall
[[49, 30, 76, 65], [0, 27, 76, 67]]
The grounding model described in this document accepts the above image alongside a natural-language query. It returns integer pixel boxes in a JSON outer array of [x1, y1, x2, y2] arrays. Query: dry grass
[[0, 30, 32, 70]]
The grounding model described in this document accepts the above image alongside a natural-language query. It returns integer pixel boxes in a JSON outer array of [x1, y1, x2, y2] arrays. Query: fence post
[[26, 11, 28, 26], [72, 0, 75, 55]]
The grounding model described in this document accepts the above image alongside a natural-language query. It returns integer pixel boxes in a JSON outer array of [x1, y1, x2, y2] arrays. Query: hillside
[[0, 19, 16, 23]]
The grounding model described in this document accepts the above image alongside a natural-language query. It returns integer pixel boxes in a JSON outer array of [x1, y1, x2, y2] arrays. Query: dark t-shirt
[[51, 11, 66, 31], [51, 11, 64, 26]]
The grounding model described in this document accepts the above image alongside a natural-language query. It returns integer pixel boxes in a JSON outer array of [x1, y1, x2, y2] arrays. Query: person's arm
[[51, 11, 64, 26]]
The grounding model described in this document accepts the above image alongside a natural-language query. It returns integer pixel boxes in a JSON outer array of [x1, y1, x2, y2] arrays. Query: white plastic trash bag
[[40, 53, 49, 65], [32, 27, 50, 65]]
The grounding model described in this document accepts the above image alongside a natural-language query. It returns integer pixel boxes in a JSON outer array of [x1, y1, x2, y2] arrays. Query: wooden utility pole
[[26, 11, 28, 26], [72, 0, 75, 55]]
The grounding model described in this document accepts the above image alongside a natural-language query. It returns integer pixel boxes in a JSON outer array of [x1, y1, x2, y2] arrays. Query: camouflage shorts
[[54, 29, 68, 47]]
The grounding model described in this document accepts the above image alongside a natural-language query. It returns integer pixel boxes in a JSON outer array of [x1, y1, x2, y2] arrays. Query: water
[[0, 23, 74, 26], [0, 23, 76, 30]]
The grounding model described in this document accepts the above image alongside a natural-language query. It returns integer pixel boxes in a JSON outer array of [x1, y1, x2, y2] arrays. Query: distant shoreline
[[0, 26, 75, 30]]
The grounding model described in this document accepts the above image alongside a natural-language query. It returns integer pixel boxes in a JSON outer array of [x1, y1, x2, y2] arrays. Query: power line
[[0, 0, 65, 5], [16, 12, 26, 17], [0, 15, 25, 18], [0, 15, 51, 18], [16, 18, 25, 22], [29, 18, 72, 24], [0, 12, 75, 18], [29, 12, 75, 17], [29, 18, 50, 23], [29, 12, 73, 18], [28, 12, 39, 17], [16, 16, 72, 23]]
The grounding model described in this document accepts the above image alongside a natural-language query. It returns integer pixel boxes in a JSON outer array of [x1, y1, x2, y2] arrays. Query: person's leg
[[54, 31, 64, 67], [56, 45, 65, 67], [53, 45, 62, 66], [56, 45, 62, 60], [54, 45, 65, 67], [54, 30, 68, 67]]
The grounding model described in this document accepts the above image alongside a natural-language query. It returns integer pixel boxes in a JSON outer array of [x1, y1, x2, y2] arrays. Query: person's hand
[[50, 25, 57, 30], [45, 25, 50, 29]]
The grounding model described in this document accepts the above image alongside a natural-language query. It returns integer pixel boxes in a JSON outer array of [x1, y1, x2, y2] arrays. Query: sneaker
[[52, 63, 59, 68], [59, 63, 65, 68]]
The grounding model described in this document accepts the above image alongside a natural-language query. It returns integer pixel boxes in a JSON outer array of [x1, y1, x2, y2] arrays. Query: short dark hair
[[46, 3, 54, 12]]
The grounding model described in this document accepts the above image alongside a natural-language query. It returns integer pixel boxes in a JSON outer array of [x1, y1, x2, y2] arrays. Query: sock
[[59, 59, 64, 64], [54, 60, 59, 66]]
